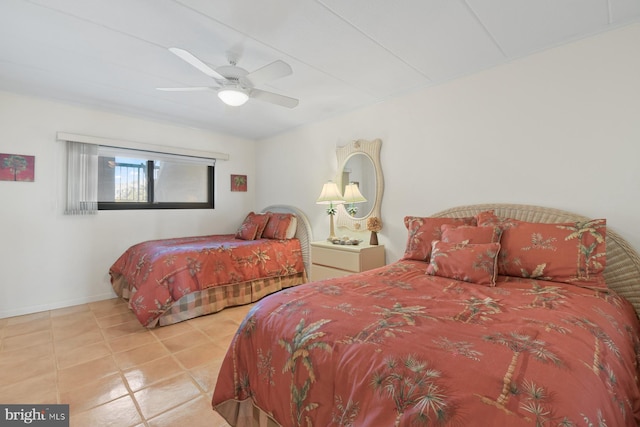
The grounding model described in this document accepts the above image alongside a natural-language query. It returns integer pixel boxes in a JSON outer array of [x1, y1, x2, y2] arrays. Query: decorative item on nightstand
[[342, 182, 367, 216], [316, 181, 345, 241], [367, 216, 382, 245]]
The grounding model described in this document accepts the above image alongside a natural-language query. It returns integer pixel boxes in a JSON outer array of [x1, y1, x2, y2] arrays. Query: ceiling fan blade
[[168, 48, 226, 80], [244, 60, 292, 86], [156, 86, 215, 92], [250, 88, 299, 109]]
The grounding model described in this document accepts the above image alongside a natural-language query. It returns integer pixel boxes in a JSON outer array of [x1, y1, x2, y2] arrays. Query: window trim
[[98, 161, 215, 211]]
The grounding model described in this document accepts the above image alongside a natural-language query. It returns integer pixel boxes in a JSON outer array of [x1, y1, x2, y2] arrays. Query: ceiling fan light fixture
[[217, 87, 249, 107]]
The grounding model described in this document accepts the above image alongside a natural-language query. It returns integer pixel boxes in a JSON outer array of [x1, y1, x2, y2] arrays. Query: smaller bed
[[109, 205, 312, 327]]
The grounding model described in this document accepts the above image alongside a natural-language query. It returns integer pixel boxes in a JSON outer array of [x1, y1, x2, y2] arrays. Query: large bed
[[211, 203, 640, 426], [109, 205, 312, 327]]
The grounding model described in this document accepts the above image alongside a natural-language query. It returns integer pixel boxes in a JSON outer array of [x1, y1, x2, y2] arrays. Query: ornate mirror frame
[[335, 138, 383, 232]]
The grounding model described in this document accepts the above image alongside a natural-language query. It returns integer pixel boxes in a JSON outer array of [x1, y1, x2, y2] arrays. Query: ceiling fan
[[158, 48, 298, 109]]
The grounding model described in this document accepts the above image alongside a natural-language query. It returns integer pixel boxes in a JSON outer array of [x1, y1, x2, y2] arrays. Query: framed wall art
[[231, 174, 247, 192], [0, 153, 35, 182]]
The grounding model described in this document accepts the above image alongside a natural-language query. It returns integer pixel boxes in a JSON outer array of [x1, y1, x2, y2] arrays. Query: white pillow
[[285, 216, 298, 239]]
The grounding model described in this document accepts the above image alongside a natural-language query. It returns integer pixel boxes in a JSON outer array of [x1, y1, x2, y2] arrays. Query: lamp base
[[327, 214, 337, 241]]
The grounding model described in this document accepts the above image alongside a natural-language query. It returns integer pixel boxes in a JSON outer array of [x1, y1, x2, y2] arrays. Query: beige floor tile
[[89, 297, 126, 313], [160, 329, 210, 353], [0, 300, 252, 426], [52, 323, 101, 343], [2, 329, 52, 352], [50, 310, 96, 330], [201, 324, 239, 344], [102, 318, 147, 340], [53, 329, 105, 354], [108, 330, 157, 353], [56, 341, 112, 370], [173, 342, 229, 370], [150, 321, 195, 340], [199, 315, 241, 330], [70, 394, 142, 427], [0, 341, 54, 366], [113, 341, 170, 370], [188, 359, 224, 393], [123, 356, 184, 392], [185, 313, 228, 330], [92, 301, 131, 319], [133, 372, 201, 420], [60, 372, 128, 413], [6, 311, 50, 325], [2, 353, 56, 385], [57, 355, 119, 392], [221, 304, 253, 323], [2, 317, 52, 338], [96, 310, 139, 329], [147, 394, 226, 427], [0, 372, 58, 404], [49, 303, 91, 318]]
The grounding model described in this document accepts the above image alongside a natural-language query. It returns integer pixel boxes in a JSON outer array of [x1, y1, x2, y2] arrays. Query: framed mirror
[[335, 138, 383, 232]]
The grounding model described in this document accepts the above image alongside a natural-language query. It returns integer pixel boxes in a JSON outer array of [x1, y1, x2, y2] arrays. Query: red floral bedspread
[[212, 260, 640, 426], [109, 235, 304, 327]]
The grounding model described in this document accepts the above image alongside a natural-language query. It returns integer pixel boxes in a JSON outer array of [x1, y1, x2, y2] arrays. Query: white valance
[[56, 132, 230, 162], [96, 145, 216, 167]]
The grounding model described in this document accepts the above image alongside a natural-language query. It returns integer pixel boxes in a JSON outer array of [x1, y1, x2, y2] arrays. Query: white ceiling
[[1, 0, 639, 140]]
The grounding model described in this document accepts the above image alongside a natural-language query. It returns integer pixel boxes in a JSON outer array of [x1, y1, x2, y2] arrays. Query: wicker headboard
[[431, 203, 640, 316], [261, 205, 313, 276]]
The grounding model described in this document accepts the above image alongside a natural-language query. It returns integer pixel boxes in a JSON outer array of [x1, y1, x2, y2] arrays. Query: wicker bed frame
[[432, 203, 640, 316], [262, 204, 313, 274]]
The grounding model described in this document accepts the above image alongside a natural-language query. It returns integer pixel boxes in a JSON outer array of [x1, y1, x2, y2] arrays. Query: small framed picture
[[231, 174, 247, 192], [0, 153, 35, 182]]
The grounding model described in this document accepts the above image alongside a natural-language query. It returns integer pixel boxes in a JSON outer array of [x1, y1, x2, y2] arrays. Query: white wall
[[0, 92, 256, 318], [3, 23, 639, 318], [257, 23, 640, 265]]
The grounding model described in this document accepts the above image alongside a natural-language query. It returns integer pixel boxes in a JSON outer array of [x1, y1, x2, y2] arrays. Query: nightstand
[[310, 240, 385, 281]]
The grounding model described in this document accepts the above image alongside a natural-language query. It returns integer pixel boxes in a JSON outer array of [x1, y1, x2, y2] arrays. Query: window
[[97, 147, 215, 210]]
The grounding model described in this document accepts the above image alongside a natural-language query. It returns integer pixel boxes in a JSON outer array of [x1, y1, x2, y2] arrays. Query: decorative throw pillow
[[263, 213, 296, 240], [426, 241, 501, 286], [236, 212, 270, 240], [478, 214, 607, 289], [441, 224, 502, 244], [235, 221, 259, 240], [403, 216, 476, 262], [475, 210, 520, 230]]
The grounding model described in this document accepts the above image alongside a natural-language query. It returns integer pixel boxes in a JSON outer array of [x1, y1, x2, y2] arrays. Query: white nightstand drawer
[[311, 264, 351, 280], [312, 246, 361, 272], [310, 241, 385, 281]]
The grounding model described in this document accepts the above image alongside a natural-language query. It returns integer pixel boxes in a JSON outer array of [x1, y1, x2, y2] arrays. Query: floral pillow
[[235, 212, 270, 240], [235, 221, 259, 240], [440, 225, 502, 244], [403, 216, 476, 262], [263, 213, 296, 240], [477, 211, 607, 289], [426, 241, 501, 286], [475, 210, 520, 230], [236, 212, 270, 240]]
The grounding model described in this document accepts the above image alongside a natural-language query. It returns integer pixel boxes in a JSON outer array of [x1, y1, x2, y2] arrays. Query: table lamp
[[316, 181, 345, 240], [342, 182, 367, 216]]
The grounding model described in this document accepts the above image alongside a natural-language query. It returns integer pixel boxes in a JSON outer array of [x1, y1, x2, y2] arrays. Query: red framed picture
[[0, 153, 35, 182], [231, 174, 247, 192]]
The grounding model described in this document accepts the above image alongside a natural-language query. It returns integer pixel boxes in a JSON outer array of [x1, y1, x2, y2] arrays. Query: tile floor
[[0, 298, 253, 426]]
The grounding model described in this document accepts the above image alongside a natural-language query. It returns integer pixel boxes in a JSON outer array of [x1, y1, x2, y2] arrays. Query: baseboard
[[0, 292, 118, 319]]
